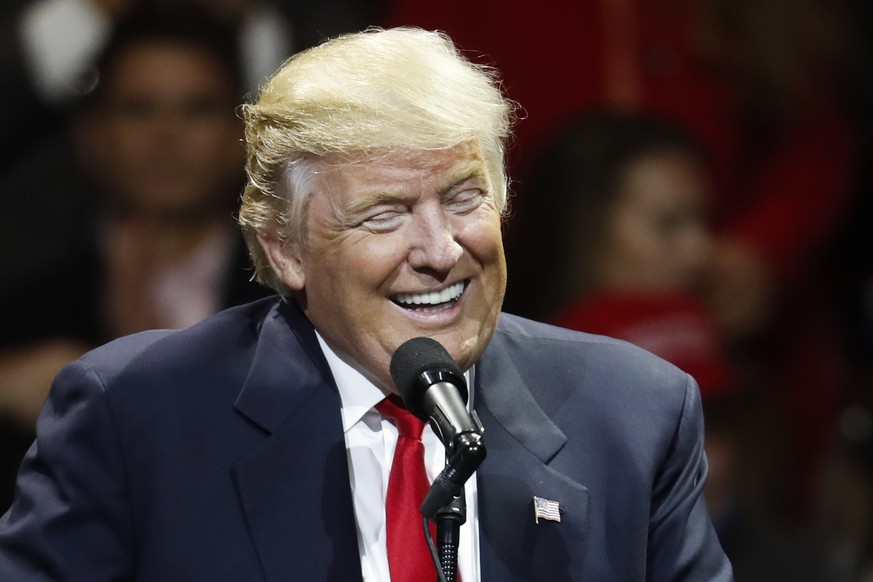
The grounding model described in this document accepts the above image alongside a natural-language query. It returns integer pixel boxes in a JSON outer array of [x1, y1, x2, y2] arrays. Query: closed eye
[[359, 208, 406, 232], [445, 189, 484, 214]]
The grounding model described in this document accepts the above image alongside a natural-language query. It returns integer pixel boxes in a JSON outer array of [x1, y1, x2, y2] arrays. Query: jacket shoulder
[[490, 312, 694, 420], [495, 312, 685, 378], [75, 297, 279, 393]]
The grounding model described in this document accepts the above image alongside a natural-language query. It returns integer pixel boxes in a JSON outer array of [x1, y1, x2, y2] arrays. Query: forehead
[[313, 142, 489, 199], [620, 152, 706, 203], [104, 41, 234, 97]]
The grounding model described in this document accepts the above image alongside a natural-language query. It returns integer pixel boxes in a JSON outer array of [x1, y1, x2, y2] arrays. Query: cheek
[[362, 237, 410, 270], [106, 128, 147, 162], [678, 226, 711, 264], [458, 211, 505, 261], [302, 265, 360, 331], [598, 219, 668, 289], [307, 238, 402, 300], [611, 218, 658, 266]]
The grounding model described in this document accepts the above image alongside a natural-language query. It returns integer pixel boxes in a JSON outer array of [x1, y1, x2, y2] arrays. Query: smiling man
[[0, 27, 732, 581], [256, 143, 506, 391]]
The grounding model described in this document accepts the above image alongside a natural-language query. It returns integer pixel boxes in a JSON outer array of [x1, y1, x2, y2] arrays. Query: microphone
[[390, 337, 486, 518], [390, 337, 477, 447]]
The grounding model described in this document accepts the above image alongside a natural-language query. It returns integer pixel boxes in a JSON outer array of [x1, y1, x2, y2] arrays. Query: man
[[0, 27, 732, 580]]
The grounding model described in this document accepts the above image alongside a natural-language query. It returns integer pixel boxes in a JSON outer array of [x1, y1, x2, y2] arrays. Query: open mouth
[[391, 280, 467, 312]]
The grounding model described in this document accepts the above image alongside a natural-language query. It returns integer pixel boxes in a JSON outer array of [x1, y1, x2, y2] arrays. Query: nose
[[676, 221, 712, 287], [681, 222, 712, 268], [407, 204, 463, 273]]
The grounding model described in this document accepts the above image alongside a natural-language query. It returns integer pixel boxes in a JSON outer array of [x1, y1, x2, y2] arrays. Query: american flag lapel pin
[[533, 496, 562, 524]]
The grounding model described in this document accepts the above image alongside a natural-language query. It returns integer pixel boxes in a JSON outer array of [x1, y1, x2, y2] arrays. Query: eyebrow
[[439, 162, 490, 198], [341, 191, 412, 225]]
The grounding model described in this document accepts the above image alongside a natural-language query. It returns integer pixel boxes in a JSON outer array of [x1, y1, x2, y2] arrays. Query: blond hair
[[238, 27, 514, 290]]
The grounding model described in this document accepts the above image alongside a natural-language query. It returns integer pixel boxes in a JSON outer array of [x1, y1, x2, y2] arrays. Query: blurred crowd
[[0, 0, 379, 517], [1, 0, 872, 580]]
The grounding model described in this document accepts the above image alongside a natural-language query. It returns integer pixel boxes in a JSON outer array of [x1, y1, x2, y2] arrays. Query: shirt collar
[[315, 331, 386, 433], [315, 331, 475, 433]]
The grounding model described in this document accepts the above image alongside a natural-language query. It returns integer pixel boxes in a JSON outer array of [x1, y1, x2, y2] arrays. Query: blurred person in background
[[508, 111, 835, 580], [507, 112, 725, 395], [0, 0, 364, 288], [0, 6, 272, 511]]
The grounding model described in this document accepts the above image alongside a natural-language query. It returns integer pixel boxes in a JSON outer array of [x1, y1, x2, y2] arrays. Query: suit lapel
[[231, 301, 363, 582], [475, 329, 591, 581]]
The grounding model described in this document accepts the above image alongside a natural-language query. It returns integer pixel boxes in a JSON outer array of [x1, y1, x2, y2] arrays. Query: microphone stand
[[433, 490, 466, 582], [425, 431, 484, 582], [421, 418, 486, 581]]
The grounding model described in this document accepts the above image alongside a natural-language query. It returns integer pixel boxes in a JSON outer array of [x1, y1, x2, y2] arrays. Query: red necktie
[[376, 396, 437, 582]]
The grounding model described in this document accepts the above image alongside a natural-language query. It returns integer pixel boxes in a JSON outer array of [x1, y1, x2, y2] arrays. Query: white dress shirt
[[316, 333, 481, 582]]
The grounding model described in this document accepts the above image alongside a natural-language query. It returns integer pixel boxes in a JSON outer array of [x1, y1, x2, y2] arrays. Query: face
[[261, 143, 507, 392], [86, 41, 243, 214], [594, 151, 711, 293]]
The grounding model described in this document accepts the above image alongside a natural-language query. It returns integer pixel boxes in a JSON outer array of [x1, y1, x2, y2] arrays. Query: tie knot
[[376, 396, 426, 439]]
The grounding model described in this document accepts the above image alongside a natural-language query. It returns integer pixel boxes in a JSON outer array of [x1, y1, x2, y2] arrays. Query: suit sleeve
[[0, 360, 135, 580], [647, 374, 734, 581]]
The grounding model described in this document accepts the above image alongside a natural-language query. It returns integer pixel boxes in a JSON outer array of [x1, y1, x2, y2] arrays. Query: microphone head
[[390, 337, 467, 420]]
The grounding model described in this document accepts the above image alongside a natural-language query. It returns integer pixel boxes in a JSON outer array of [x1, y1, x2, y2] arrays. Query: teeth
[[394, 281, 465, 307]]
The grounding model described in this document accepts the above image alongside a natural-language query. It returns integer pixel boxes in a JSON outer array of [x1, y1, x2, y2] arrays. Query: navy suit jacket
[[0, 297, 732, 581]]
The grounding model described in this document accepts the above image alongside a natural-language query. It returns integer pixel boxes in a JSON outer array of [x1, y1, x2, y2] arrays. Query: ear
[[257, 232, 306, 291]]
